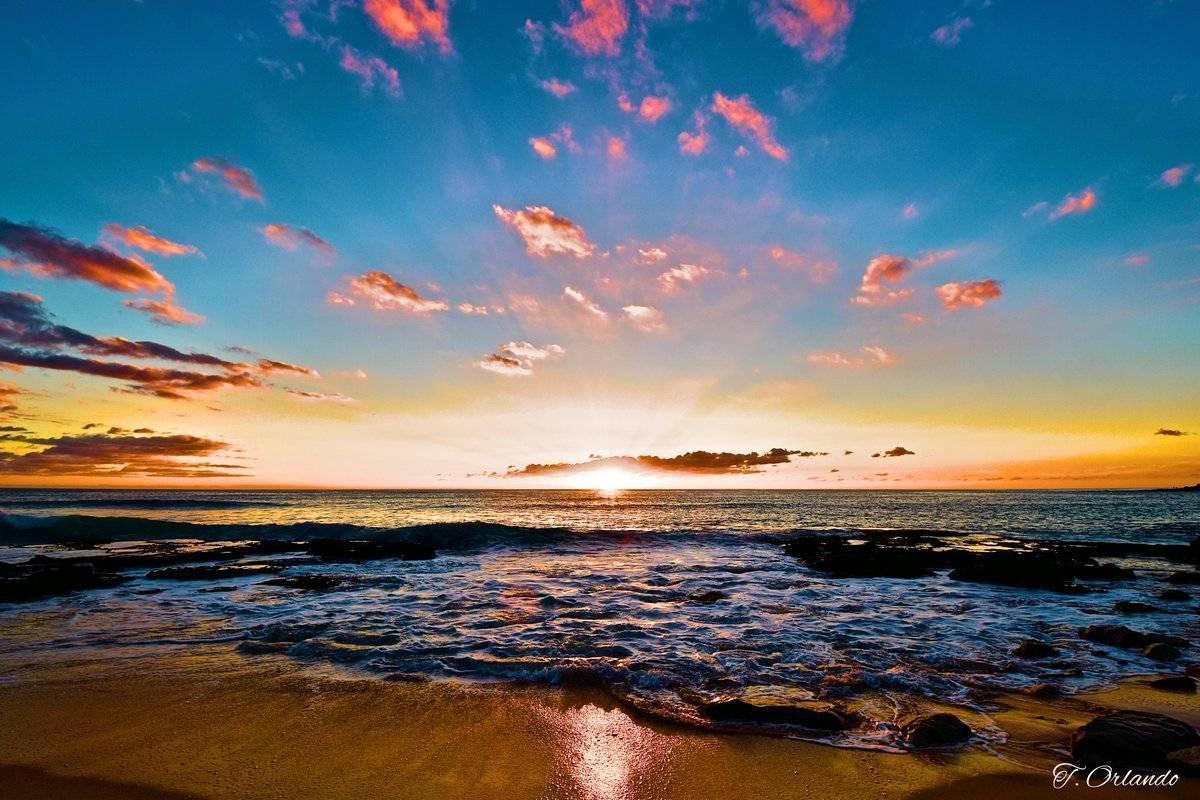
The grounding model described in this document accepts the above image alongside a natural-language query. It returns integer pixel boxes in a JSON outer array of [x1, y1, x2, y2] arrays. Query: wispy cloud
[[188, 157, 264, 202], [339, 45, 402, 97], [658, 262, 713, 290], [931, 16, 973, 47], [362, 0, 452, 53], [555, 0, 630, 56], [260, 223, 336, 256], [710, 92, 788, 161], [754, 0, 853, 62], [124, 297, 205, 326], [935, 278, 1002, 309], [621, 304, 667, 332], [564, 285, 609, 319], [493, 204, 597, 258], [808, 345, 895, 367], [1, 219, 172, 294], [1156, 163, 1193, 187], [539, 77, 578, 97], [476, 340, 564, 376], [677, 111, 710, 155], [101, 224, 199, 257], [329, 271, 449, 313]]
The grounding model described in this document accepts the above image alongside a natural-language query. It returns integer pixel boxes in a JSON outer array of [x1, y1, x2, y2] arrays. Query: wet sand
[[1, 647, 1195, 800]]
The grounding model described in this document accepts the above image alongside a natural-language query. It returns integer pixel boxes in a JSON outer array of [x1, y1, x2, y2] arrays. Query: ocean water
[[1, 489, 1198, 750]]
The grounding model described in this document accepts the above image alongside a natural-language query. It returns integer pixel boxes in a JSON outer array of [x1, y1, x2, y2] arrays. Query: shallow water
[[1, 489, 1197, 749]]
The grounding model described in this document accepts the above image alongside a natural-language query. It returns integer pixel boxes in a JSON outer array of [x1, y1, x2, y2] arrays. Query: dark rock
[[949, 552, 1089, 593], [304, 539, 435, 562], [702, 699, 847, 730], [902, 713, 973, 748], [1158, 589, 1192, 602], [1113, 600, 1158, 614], [1167, 745, 1200, 776], [1167, 571, 1200, 585], [1023, 683, 1062, 697], [1148, 675, 1197, 693], [145, 563, 285, 581], [0, 560, 129, 603], [688, 590, 728, 604], [1078, 624, 1187, 650], [1012, 639, 1059, 659], [780, 536, 939, 578], [198, 585, 240, 593], [1070, 711, 1200, 768], [262, 574, 355, 591], [1143, 642, 1182, 661]]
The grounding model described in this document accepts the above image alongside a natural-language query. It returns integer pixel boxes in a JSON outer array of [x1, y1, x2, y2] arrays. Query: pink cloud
[[851, 250, 957, 306], [1, 219, 173, 295], [362, 0, 452, 53], [755, 0, 853, 62], [539, 77, 578, 98], [658, 262, 713, 290], [530, 136, 557, 159], [493, 204, 597, 258], [1048, 187, 1097, 220], [902, 202, 920, 220], [339, 45, 401, 97], [556, 0, 630, 56], [123, 297, 205, 326], [564, 285, 609, 319], [190, 157, 264, 202], [808, 345, 894, 367], [621, 304, 667, 333], [931, 16, 973, 47], [1124, 253, 1149, 267], [1157, 164, 1193, 187], [768, 245, 835, 284], [458, 302, 491, 315], [636, 95, 672, 122], [936, 279, 1002, 310], [260, 223, 336, 256], [710, 92, 788, 161], [477, 341, 564, 376], [606, 134, 629, 161], [101, 224, 199, 257], [677, 112, 710, 156], [332, 271, 449, 313], [529, 124, 580, 159]]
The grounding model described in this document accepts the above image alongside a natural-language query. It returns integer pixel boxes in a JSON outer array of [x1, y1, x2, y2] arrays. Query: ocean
[[2, 489, 1198, 751]]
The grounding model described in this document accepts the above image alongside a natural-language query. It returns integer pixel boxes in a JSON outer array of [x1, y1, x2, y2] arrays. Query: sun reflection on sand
[[550, 702, 672, 800]]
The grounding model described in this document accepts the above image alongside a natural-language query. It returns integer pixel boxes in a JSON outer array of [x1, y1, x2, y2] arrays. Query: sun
[[578, 467, 636, 496]]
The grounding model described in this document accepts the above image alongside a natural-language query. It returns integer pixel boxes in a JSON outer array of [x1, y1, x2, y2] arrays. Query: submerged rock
[[702, 699, 847, 731], [1023, 682, 1062, 698], [1158, 589, 1192, 602], [0, 560, 129, 603], [902, 713, 972, 748], [145, 563, 285, 581], [1078, 624, 1187, 650], [1143, 642, 1182, 662], [262, 574, 355, 591], [1070, 711, 1200, 768], [1012, 639, 1059, 659], [1148, 675, 1197, 693], [1112, 600, 1158, 614], [688, 590, 728, 604], [303, 539, 436, 562], [949, 552, 1089, 593], [1166, 571, 1200, 585]]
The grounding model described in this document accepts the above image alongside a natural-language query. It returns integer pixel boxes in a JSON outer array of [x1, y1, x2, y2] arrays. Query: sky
[[1, 0, 1198, 489]]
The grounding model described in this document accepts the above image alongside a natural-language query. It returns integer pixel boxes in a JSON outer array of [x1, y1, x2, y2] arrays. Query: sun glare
[[580, 467, 635, 496]]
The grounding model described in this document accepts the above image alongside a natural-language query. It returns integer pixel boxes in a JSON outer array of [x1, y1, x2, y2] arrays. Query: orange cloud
[[457, 302, 491, 315], [808, 345, 894, 367], [286, 389, 356, 403], [638, 246, 668, 263], [710, 92, 788, 161], [530, 137, 558, 159], [539, 77, 578, 98], [124, 298, 205, 326], [606, 134, 629, 160], [658, 262, 713, 290], [0, 430, 248, 478], [935, 278, 1002, 309], [101, 224, 199, 257], [755, 0, 853, 62], [339, 45, 401, 97], [332, 271, 449, 313], [1157, 164, 1193, 187], [564, 285, 609, 319], [362, 0, 452, 52], [257, 358, 320, 378], [621, 304, 666, 333], [677, 112, 710, 155], [190, 157, 264, 202], [493, 204, 597, 258], [1, 219, 173, 294], [529, 124, 579, 160], [556, 0, 630, 56], [623, 94, 672, 122], [508, 447, 824, 476], [477, 341, 564, 376], [1048, 187, 1097, 220], [851, 254, 912, 306], [260, 223, 336, 256]]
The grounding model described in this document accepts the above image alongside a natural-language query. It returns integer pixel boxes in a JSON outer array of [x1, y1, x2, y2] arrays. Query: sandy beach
[[1, 644, 1195, 800]]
